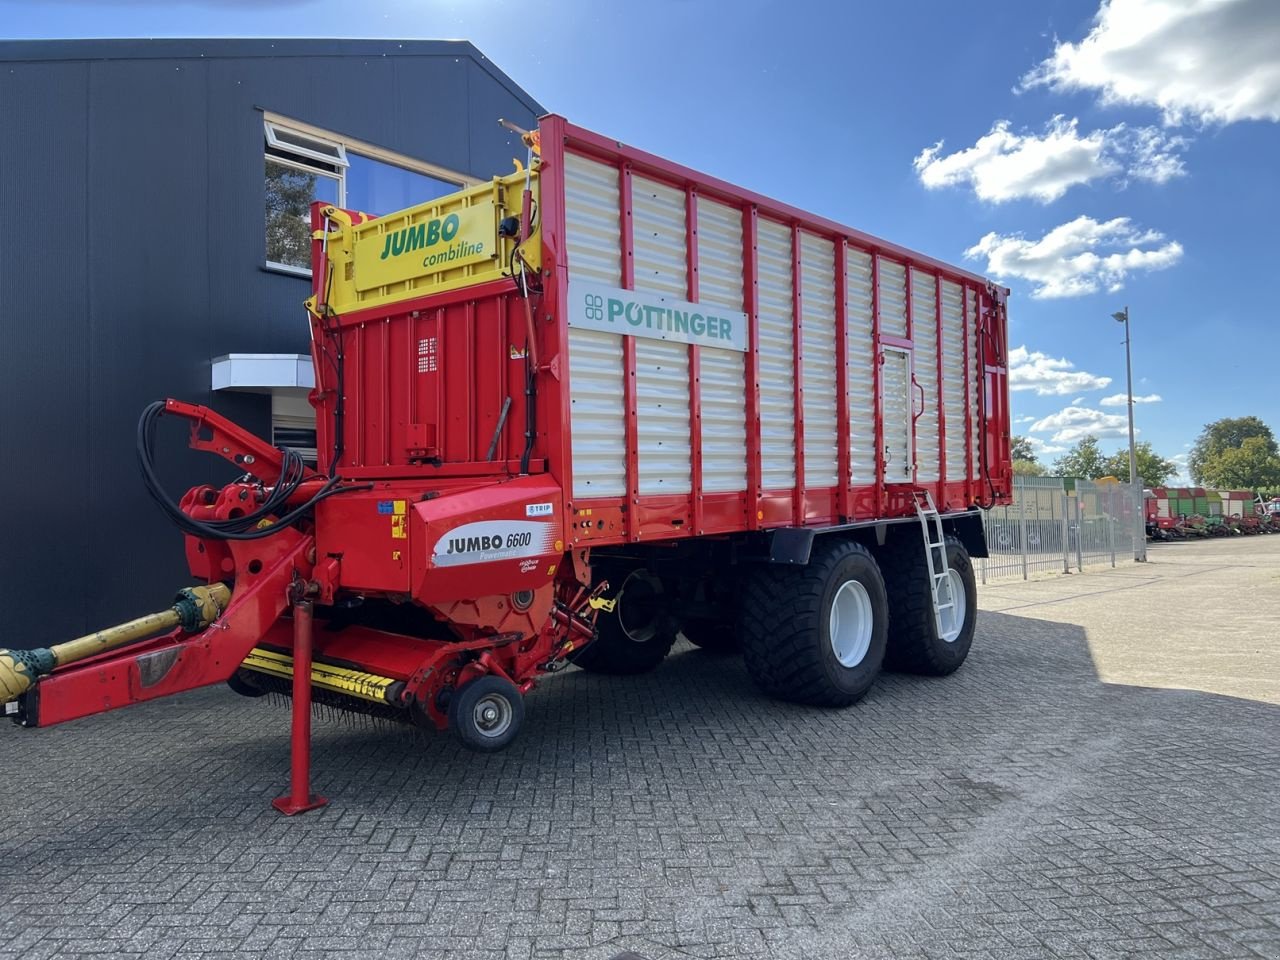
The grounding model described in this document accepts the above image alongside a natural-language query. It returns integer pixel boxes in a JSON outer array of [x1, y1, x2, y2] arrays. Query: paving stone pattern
[[2, 547, 1278, 959]]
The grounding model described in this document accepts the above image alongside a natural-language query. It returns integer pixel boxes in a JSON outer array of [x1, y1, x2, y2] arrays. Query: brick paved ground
[[2, 536, 1278, 959]]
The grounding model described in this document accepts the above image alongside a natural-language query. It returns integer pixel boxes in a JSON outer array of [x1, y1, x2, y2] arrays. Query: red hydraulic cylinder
[[272, 599, 328, 816]]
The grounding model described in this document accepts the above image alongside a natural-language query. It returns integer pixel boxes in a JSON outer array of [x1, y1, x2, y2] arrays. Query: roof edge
[[0, 38, 544, 114]]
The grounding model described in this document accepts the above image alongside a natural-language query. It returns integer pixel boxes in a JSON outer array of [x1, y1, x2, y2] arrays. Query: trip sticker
[[525, 502, 553, 517], [432, 520, 556, 568]]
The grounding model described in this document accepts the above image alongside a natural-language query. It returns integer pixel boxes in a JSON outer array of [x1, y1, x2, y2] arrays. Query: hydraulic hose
[[136, 401, 360, 541]]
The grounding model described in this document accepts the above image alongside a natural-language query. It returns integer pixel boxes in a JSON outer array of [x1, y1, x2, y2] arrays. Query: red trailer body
[[5, 116, 1012, 778], [307, 116, 1010, 558]]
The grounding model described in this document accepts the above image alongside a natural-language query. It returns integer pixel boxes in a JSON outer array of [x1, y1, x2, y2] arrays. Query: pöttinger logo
[[583, 292, 605, 322]]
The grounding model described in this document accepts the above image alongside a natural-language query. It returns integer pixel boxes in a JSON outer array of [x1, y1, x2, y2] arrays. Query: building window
[[271, 393, 318, 466], [263, 114, 470, 274]]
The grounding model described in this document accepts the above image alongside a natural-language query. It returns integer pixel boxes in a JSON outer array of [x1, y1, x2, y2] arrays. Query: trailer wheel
[[739, 539, 888, 706], [226, 669, 268, 698], [879, 536, 977, 676], [571, 568, 676, 675], [448, 675, 524, 752]]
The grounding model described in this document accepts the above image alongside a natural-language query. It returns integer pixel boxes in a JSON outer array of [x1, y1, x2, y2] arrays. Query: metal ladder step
[[912, 490, 954, 639]]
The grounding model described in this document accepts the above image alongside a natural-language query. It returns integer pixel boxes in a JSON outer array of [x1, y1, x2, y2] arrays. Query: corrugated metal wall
[[696, 199, 748, 493], [564, 153, 627, 498], [799, 232, 838, 489], [631, 176, 692, 495], [845, 250, 876, 484], [0, 40, 540, 647], [756, 220, 796, 490]]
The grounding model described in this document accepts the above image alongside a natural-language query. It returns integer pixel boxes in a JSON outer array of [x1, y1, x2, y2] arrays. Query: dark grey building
[[0, 39, 542, 646]]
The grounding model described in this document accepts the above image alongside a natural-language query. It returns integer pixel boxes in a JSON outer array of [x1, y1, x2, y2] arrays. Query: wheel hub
[[473, 693, 512, 737], [829, 580, 873, 667]]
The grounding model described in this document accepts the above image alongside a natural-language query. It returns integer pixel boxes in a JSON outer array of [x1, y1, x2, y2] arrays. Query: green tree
[[1188, 416, 1277, 484], [1010, 435, 1042, 476], [1012, 459, 1043, 477], [1052, 435, 1106, 479], [265, 160, 319, 268], [1010, 435, 1037, 463], [1198, 435, 1280, 490], [1099, 442, 1177, 487]]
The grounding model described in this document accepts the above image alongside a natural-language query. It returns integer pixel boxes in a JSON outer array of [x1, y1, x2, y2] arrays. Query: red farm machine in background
[[1, 116, 1012, 811]]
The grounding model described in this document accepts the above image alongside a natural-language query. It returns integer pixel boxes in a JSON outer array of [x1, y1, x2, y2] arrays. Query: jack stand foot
[[272, 794, 328, 816]]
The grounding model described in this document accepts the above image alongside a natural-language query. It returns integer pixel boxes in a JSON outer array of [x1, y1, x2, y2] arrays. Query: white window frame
[[263, 111, 479, 275]]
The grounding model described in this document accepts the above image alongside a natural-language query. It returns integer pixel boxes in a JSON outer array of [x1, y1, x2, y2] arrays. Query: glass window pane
[[345, 153, 459, 217], [265, 159, 339, 270]]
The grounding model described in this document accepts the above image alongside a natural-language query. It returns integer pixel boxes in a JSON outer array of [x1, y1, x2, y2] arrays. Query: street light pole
[[1112, 306, 1147, 562]]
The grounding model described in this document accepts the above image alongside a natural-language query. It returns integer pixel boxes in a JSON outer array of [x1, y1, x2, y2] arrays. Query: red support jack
[[272, 596, 328, 816]]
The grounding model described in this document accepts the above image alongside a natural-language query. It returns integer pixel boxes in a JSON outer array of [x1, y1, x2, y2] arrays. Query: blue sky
[[6, 0, 1278, 479]]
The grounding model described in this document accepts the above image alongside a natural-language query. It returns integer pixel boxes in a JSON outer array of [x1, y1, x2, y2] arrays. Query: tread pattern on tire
[[739, 538, 886, 707], [879, 533, 975, 676]]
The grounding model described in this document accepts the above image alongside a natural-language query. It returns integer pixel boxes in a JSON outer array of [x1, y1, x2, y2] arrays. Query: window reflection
[[346, 153, 459, 217]]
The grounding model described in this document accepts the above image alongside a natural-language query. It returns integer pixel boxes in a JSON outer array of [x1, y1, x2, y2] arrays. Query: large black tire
[[571, 568, 676, 675], [739, 538, 888, 706], [448, 675, 525, 752], [879, 535, 977, 676]]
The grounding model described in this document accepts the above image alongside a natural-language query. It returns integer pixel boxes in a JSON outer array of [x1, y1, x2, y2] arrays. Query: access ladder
[[912, 490, 954, 638]]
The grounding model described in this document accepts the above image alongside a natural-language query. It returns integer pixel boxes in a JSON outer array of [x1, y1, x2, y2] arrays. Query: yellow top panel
[[315, 166, 539, 315]]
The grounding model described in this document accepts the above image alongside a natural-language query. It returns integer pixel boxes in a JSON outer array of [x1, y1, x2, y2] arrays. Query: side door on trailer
[[880, 345, 913, 484]]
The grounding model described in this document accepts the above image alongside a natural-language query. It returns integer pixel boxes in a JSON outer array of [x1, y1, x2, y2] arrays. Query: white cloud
[[1072, 396, 1086, 405], [1126, 126, 1189, 183], [1099, 392, 1162, 406], [913, 116, 1118, 203], [1014, 415, 1038, 424], [913, 116, 1187, 203], [1022, 0, 1280, 126], [1030, 405, 1134, 443], [1027, 436, 1068, 456], [1008, 345, 1112, 395], [966, 215, 1183, 299]]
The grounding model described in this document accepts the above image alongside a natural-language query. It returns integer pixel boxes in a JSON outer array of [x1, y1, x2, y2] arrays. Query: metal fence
[[978, 476, 1143, 583]]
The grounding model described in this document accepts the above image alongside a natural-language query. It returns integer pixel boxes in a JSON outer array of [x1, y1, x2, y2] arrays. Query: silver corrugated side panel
[[565, 153, 626, 497], [696, 197, 748, 493], [568, 329, 627, 497], [800, 232, 838, 488], [564, 153, 621, 286], [912, 268, 940, 482], [631, 175, 692, 495], [846, 249, 876, 484], [635, 339, 692, 494], [878, 258, 908, 339], [757, 219, 796, 489], [969, 288, 981, 476], [941, 280, 967, 478]]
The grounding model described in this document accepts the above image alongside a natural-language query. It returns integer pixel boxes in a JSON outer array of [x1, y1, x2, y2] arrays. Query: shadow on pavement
[[1, 609, 1278, 959]]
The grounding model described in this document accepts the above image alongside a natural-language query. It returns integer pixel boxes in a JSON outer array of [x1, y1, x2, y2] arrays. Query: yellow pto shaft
[[0, 583, 231, 704]]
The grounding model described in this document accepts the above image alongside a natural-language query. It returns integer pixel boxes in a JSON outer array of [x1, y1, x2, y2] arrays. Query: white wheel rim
[[938, 568, 967, 643], [829, 580, 873, 667]]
